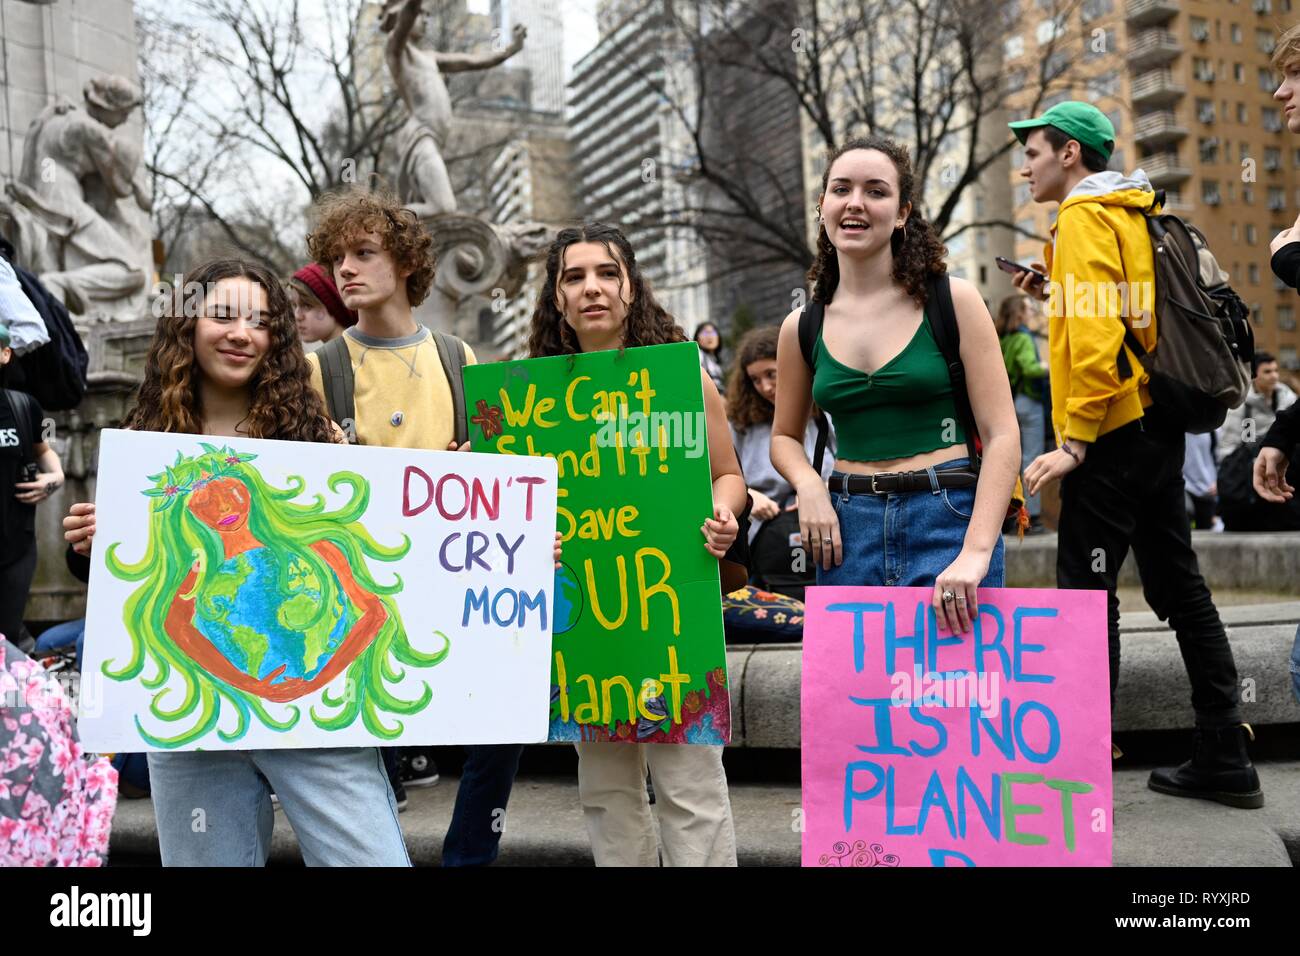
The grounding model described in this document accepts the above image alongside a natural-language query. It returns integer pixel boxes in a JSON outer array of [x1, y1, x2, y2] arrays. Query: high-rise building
[[566, 0, 711, 331], [1004, 0, 1300, 367], [491, 0, 566, 114], [485, 121, 575, 359]]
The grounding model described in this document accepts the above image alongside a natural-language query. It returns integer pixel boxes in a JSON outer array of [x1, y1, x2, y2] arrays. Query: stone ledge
[[1004, 532, 1300, 594]]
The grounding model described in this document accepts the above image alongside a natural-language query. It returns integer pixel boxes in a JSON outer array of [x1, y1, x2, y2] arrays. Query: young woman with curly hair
[[62, 257, 413, 866], [528, 222, 746, 867], [726, 325, 835, 601], [771, 138, 1019, 635]]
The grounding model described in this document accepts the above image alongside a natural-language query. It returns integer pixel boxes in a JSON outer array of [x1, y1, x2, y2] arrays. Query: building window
[[1244, 186, 1255, 205], [1087, 71, 1120, 99], [1279, 306, 1296, 331], [1200, 137, 1220, 163], [1196, 97, 1216, 123], [1235, 63, 1246, 84], [1203, 180, 1222, 204], [1252, 305, 1265, 328], [1249, 263, 1261, 284], [1080, 0, 1112, 22], [1246, 223, 1258, 243], [1263, 107, 1283, 131], [1231, 23, 1243, 44], [1193, 57, 1214, 82], [1270, 186, 1287, 209], [1258, 29, 1276, 55], [1239, 103, 1250, 124], [1037, 17, 1066, 45], [1261, 67, 1277, 91], [1232, 222, 1240, 242], [1241, 141, 1252, 161], [1266, 146, 1283, 170]]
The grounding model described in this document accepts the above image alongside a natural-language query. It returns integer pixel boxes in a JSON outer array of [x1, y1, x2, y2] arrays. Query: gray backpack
[[315, 331, 469, 445], [1116, 194, 1254, 434]]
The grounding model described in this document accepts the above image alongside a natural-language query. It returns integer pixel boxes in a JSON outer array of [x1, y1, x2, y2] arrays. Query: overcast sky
[[465, 0, 598, 74]]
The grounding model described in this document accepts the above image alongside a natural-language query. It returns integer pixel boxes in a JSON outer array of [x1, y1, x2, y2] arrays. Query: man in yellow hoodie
[[1011, 103, 1262, 810]]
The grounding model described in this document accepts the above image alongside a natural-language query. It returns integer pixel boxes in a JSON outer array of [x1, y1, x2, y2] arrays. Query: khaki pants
[[575, 741, 737, 867]]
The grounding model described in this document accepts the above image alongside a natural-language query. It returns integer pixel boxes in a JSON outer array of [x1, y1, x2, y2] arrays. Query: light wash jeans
[[147, 747, 410, 866], [818, 458, 1006, 588], [1014, 392, 1045, 518]]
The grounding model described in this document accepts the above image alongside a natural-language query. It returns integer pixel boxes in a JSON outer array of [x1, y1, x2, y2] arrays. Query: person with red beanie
[[289, 262, 357, 344]]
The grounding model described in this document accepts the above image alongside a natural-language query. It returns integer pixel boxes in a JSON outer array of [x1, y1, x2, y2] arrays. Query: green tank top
[[811, 312, 967, 463]]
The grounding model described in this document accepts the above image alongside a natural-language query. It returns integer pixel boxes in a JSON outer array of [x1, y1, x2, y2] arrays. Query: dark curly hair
[[306, 187, 436, 307], [527, 222, 687, 358], [726, 325, 780, 431], [807, 137, 947, 307], [123, 258, 336, 443]]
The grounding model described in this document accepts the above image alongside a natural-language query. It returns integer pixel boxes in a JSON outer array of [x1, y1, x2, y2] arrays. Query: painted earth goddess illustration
[[104, 444, 449, 747]]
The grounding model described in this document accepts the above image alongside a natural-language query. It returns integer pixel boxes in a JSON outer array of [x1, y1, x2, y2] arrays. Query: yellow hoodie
[[1042, 170, 1158, 444]]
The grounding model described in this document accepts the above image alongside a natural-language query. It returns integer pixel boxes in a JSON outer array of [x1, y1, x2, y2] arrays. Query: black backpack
[[315, 330, 470, 445], [798, 273, 980, 473], [0, 237, 88, 411], [1115, 193, 1254, 434]]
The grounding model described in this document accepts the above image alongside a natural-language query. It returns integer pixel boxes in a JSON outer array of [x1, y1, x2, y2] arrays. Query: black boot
[[1147, 724, 1264, 809]]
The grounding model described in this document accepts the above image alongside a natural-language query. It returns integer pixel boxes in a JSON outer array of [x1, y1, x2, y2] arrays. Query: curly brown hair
[[123, 258, 336, 443], [306, 187, 436, 307], [807, 137, 947, 307], [726, 325, 780, 431], [526, 222, 687, 358]]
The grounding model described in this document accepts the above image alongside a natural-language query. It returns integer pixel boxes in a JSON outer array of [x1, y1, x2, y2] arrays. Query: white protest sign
[[78, 430, 557, 752]]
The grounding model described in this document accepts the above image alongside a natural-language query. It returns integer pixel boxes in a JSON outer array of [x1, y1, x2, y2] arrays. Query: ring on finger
[[942, 590, 955, 603]]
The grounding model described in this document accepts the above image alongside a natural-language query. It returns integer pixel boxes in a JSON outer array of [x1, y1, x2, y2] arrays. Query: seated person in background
[[726, 325, 834, 603]]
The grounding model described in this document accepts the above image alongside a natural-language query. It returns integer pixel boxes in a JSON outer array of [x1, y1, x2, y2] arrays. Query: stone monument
[[1, 0, 156, 623], [380, 0, 550, 331]]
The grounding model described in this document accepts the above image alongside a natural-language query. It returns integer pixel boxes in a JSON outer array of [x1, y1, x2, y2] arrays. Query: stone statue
[[379, 0, 551, 334], [382, 0, 526, 220], [0, 74, 152, 320]]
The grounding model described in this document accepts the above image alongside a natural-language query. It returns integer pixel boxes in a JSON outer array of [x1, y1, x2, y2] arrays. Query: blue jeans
[[35, 619, 86, 669], [442, 744, 524, 866], [817, 458, 1005, 588], [1291, 625, 1300, 705], [1014, 392, 1045, 518], [147, 747, 410, 866]]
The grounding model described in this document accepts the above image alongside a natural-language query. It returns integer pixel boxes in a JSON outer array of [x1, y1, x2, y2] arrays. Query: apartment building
[[1005, 0, 1300, 366]]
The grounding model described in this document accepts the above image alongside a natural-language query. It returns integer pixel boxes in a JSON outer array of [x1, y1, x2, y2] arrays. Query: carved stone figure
[[382, 0, 526, 220], [0, 75, 152, 320]]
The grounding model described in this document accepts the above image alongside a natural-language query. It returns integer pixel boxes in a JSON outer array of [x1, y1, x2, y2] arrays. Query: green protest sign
[[463, 341, 730, 744]]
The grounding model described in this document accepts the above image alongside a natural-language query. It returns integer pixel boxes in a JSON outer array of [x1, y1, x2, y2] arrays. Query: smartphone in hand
[[995, 256, 1048, 285]]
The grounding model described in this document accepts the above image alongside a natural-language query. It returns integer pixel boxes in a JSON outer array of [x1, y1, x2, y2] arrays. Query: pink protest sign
[[801, 586, 1112, 867]]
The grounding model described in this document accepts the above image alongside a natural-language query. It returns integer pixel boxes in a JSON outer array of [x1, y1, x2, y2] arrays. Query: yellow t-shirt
[[306, 327, 477, 451]]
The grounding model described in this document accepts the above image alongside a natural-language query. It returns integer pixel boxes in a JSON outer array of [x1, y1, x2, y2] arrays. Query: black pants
[[0, 545, 37, 648], [1056, 409, 1242, 728]]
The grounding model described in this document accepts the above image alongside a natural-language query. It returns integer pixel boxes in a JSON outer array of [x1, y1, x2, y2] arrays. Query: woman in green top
[[996, 294, 1050, 532], [771, 138, 1020, 634]]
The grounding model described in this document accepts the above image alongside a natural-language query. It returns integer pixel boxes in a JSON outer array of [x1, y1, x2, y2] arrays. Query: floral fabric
[[1, 638, 117, 866]]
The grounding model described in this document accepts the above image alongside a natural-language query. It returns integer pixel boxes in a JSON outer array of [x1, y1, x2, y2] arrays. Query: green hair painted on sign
[[105, 443, 448, 747]]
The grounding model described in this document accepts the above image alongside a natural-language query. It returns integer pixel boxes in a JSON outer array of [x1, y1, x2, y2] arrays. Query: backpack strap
[[316, 335, 356, 442], [798, 301, 830, 473], [924, 273, 981, 469], [433, 330, 469, 446]]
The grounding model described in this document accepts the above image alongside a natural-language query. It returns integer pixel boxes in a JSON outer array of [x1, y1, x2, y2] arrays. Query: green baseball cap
[[1009, 101, 1115, 160]]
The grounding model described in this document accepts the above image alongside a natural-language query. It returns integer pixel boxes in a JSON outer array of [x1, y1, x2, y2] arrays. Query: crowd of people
[[6, 23, 1300, 868]]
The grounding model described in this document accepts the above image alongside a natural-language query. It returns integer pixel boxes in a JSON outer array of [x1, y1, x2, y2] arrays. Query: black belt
[[828, 469, 979, 496]]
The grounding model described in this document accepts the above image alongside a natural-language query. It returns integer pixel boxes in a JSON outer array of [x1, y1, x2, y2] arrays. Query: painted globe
[[192, 547, 357, 684]]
